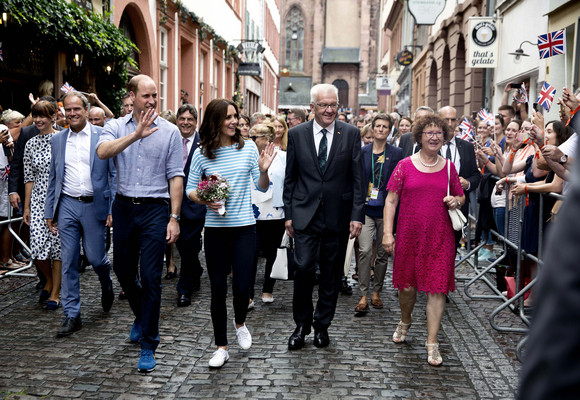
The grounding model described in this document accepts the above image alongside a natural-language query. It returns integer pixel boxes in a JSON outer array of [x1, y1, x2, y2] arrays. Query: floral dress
[[23, 133, 61, 260]]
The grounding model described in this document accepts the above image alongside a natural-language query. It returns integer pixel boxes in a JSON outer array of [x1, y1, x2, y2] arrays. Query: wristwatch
[[170, 213, 180, 221], [559, 154, 568, 164]]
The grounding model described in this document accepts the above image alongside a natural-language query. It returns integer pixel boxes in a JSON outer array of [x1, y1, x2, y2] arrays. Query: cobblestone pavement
[[0, 246, 523, 399]]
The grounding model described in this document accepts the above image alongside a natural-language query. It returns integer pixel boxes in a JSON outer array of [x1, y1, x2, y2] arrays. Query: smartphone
[[510, 83, 521, 89], [1, 130, 12, 157], [533, 102, 541, 112]]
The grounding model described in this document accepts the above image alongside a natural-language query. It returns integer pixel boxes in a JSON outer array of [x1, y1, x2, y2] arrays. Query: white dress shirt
[[313, 120, 335, 157], [441, 136, 461, 174], [63, 122, 93, 197]]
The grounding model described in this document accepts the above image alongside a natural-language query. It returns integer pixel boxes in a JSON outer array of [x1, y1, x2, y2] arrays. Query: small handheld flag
[[60, 82, 75, 94], [537, 30, 566, 59], [458, 118, 474, 141], [478, 109, 494, 126], [536, 82, 556, 112]]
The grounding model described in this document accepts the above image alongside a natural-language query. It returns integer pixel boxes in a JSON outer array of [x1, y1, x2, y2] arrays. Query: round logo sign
[[396, 50, 414, 66], [472, 21, 497, 47]]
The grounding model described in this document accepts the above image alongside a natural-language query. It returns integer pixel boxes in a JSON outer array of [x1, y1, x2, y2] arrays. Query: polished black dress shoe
[[165, 271, 178, 280], [101, 281, 114, 312], [288, 326, 309, 350], [56, 317, 82, 338], [313, 329, 330, 348], [340, 277, 353, 295], [177, 294, 191, 307]]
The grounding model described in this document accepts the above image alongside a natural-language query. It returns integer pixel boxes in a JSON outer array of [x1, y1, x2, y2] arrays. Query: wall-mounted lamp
[[74, 53, 83, 67], [105, 65, 112, 75], [508, 40, 535, 64], [1, 13, 8, 26]]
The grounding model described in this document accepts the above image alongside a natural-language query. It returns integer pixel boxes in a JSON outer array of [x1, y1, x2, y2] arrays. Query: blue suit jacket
[[44, 124, 116, 221], [182, 131, 206, 220], [361, 143, 403, 218]]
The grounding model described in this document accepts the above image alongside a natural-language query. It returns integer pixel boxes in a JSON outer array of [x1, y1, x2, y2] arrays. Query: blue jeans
[[112, 198, 169, 351], [493, 207, 506, 237]]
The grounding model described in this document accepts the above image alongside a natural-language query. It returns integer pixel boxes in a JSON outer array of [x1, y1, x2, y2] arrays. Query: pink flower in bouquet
[[196, 173, 231, 216]]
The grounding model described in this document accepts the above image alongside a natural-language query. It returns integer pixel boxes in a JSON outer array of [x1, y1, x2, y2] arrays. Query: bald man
[[88, 107, 106, 127]]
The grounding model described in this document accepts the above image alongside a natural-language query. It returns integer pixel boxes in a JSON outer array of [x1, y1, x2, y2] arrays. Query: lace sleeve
[[449, 162, 464, 197], [387, 159, 405, 195]]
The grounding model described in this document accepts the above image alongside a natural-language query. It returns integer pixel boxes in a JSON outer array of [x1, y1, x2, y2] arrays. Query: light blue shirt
[[186, 141, 266, 227], [97, 114, 184, 198]]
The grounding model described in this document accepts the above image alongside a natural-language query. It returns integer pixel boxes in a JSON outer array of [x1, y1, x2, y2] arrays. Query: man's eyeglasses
[[423, 131, 444, 137], [315, 103, 339, 110]]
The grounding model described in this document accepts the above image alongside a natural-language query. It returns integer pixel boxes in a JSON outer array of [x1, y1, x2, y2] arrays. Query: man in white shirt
[[45, 92, 116, 338]]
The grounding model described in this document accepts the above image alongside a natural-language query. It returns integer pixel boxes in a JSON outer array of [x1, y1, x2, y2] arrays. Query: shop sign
[[396, 50, 414, 66], [238, 63, 261, 76], [408, 0, 446, 25], [467, 17, 500, 68]]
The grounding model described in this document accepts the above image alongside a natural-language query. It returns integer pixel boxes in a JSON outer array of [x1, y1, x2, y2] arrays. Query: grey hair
[[438, 106, 457, 115], [310, 84, 339, 104], [63, 91, 89, 109], [1, 109, 25, 124], [414, 106, 434, 119]]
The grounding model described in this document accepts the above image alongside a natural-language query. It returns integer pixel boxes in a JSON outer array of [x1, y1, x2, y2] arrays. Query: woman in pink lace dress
[[383, 115, 465, 366]]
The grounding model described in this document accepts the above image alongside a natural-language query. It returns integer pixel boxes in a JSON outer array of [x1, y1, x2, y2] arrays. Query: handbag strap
[[446, 159, 451, 197]]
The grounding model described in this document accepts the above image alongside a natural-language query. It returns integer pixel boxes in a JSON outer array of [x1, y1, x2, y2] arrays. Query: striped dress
[[186, 141, 265, 227]]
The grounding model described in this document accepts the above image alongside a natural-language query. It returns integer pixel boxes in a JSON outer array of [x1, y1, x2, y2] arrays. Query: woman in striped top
[[186, 98, 276, 368]]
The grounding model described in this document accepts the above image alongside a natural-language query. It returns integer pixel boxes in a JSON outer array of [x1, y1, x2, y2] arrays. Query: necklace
[[418, 152, 439, 167]]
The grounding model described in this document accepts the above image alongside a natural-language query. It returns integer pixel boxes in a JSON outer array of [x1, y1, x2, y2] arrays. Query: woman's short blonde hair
[[250, 123, 275, 142], [1, 109, 25, 125]]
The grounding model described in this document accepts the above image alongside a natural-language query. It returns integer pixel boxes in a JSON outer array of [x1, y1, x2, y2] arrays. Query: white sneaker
[[234, 322, 252, 349], [262, 295, 274, 303], [208, 348, 229, 368], [247, 299, 255, 310]]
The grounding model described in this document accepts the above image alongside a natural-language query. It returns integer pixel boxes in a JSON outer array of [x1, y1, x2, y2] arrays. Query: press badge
[[370, 187, 379, 200]]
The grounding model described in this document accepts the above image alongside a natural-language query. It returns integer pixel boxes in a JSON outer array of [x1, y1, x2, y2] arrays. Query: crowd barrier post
[[0, 205, 35, 279]]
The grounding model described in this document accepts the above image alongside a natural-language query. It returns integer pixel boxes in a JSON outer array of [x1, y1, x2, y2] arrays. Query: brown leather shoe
[[371, 293, 383, 309], [354, 297, 369, 313]]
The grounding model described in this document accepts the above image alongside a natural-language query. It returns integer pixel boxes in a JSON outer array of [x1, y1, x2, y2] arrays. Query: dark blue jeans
[[204, 225, 256, 346], [112, 198, 169, 351]]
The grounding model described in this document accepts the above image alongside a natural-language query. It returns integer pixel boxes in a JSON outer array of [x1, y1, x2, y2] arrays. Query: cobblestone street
[[0, 248, 523, 399]]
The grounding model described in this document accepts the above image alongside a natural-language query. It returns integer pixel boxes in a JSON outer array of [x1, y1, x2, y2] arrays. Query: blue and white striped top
[[186, 141, 266, 227]]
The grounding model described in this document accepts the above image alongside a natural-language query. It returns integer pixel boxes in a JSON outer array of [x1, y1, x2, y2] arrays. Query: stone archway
[[451, 34, 466, 116], [333, 79, 350, 109], [426, 59, 438, 111], [439, 45, 450, 109]]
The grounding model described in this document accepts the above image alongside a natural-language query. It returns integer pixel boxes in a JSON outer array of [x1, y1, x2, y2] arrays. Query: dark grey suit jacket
[[283, 120, 365, 232]]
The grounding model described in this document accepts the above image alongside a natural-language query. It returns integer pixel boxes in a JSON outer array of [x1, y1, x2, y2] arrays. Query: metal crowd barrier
[[454, 178, 564, 362], [0, 206, 35, 279]]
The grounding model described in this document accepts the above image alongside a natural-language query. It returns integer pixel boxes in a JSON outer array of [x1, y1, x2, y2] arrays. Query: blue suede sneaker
[[137, 349, 156, 372], [129, 318, 143, 343]]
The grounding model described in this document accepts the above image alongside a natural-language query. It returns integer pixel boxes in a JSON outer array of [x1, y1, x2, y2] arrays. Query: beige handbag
[[447, 160, 467, 231]]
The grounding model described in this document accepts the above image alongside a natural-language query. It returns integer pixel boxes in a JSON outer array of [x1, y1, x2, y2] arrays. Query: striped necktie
[[318, 128, 328, 173]]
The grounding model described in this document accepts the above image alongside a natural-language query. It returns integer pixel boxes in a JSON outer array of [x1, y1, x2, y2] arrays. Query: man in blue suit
[[174, 103, 205, 307], [45, 91, 116, 338]]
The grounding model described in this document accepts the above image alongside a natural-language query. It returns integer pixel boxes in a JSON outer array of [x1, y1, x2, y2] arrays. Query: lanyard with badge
[[367, 152, 385, 202]]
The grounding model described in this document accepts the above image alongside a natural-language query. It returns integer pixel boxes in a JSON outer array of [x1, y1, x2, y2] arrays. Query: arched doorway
[[440, 46, 450, 108], [426, 60, 438, 110], [333, 79, 349, 109], [120, 11, 141, 77]]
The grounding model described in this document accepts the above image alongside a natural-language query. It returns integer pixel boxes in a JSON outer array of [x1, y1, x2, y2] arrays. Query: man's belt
[[63, 194, 93, 203], [115, 194, 168, 205]]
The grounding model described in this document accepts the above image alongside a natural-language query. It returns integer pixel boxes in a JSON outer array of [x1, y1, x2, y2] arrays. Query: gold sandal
[[392, 319, 412, 343], [425, 342, 442, 366]]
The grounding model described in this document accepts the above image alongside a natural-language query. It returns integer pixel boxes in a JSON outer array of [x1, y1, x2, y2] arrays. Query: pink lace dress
[[386, 158, 464, 294]]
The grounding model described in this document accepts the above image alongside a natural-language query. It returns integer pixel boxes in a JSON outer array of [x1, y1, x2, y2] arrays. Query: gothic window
[[285, 7, 304, 72]]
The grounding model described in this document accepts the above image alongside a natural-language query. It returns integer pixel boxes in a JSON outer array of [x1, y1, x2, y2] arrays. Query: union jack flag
[[478, 109, 494, 126], [458, 118, 474, 141], [60, 82, 75, 94], [536, 82, 556, 112], [537, 30, 566, 59], [514, 82, 528, 104], [0, 42, 3, 62], [1, 165, 9, 181]]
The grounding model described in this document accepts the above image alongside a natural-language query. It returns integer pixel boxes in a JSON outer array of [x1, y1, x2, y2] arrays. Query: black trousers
[[176, 217, 205, 296], [249, 219, 286, 299], [204, 225, 256, 346], [293, 209, 349, 331]]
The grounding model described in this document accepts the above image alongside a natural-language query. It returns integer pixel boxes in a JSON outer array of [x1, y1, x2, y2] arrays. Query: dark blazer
[[361, 143, 403, 218], [398, 132, 414, 158], [454, 137, 481, 196], [284, 120, 365, 232], [44, 124, 116, 221], [9, 124, 40, 197], [181, 131, 206, 220]]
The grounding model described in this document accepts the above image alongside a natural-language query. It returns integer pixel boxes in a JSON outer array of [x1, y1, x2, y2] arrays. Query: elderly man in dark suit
[[284, 83, 365, 350], [174, 103, 205, 307], [438, 106, 481, 240], [398, 106, 434, 157]]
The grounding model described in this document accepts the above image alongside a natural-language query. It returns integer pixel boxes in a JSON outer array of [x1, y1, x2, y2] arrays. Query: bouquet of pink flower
[[196, 173, 231, 216]]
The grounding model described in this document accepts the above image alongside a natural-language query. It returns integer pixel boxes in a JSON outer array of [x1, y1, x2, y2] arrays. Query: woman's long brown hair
[[199, 98, 245, 159]]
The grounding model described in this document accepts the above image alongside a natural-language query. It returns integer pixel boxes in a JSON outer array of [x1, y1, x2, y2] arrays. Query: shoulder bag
[[447, 160, 467, 231]]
